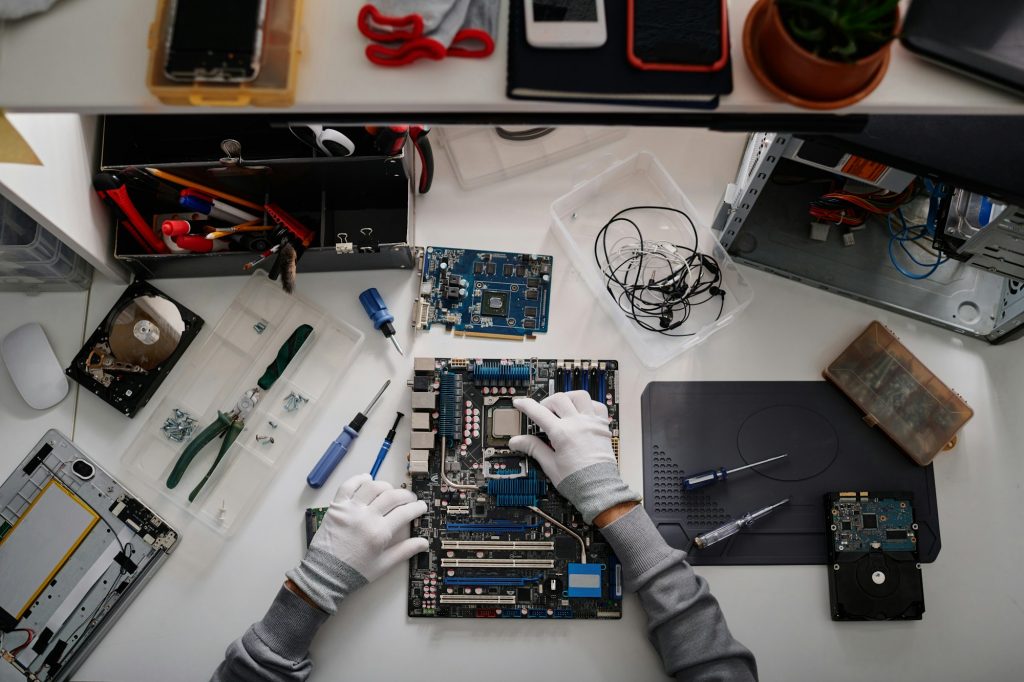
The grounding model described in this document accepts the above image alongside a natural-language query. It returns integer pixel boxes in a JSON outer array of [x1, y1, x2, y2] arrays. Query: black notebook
[[507, 0, 732, 108]]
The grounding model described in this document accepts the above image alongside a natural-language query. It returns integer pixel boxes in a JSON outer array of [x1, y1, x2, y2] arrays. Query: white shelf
[[0, 0, 1020, 115], [0, 114, 125, 281]]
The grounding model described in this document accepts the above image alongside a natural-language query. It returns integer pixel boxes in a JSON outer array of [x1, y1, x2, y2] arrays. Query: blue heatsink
[[487, 468, 547, 506]]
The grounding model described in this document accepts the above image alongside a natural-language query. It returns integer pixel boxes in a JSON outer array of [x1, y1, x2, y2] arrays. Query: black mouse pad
[[641, 382, 940, 565]]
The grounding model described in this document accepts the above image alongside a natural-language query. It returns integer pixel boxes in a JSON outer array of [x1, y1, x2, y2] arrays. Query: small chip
[[504, 264, 514, 276], [516, 266, 526, 277], [841, 521, 851, 530], [481, 291, 509, 316], [886, 530, 908, 540], [474, 262, 483, 274], [486, 263, 496, 275], [523, 319, 536, 329], [446, 287, 462, 299], [862, 514, 878, 529], [517, 587, 531, 602], [491, 408, 522, 438], [527, 277, 540, 288], [525, 288, 539, 300], [525, 307, 538, 317]]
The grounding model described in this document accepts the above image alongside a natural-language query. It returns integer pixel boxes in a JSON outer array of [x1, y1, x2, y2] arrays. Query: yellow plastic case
[[146, 0, 303, 107], [824, 321, 973, 466]]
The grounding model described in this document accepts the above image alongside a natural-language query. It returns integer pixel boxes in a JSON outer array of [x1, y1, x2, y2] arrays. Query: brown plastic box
[[824, 321, 973, 466]]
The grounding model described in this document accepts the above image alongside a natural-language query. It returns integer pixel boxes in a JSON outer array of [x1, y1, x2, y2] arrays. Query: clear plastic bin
[[121, 271, 364, 537], [440, 127, 627, 189], [550, 152, 753, 368], [0, 196, 93, 291]]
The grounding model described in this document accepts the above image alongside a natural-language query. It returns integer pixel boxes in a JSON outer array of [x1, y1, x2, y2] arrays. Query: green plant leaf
[[787, 20, 827, 42], [777, 0, 839, 24]]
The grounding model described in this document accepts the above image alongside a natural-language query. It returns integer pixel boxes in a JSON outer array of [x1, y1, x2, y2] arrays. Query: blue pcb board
[[829, 493, 918, 553], [413, 247, 552, 340]]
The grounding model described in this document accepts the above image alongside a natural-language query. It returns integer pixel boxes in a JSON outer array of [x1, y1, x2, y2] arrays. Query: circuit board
[[407, 357, 622, 619], [828, 493, 918, 553], [413, 247, 553, 340], [304, 506, 327, 547], [825, 491, 924, 620]]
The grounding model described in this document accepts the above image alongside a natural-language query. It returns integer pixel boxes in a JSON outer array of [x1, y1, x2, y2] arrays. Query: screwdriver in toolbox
[[359, 288, 404, 356], [369, 411, 405, 479], [693, 498, 790, 549], [681, 453, 789, 491], [307, 380, 390, 488]]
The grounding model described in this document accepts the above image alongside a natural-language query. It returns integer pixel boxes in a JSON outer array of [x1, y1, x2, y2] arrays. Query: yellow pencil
[[144, 167, 264, 211]]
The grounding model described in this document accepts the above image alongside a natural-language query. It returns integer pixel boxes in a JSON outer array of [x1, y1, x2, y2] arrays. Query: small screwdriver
[[359, 288, 403, 356], [693, 498, 789, 549], [682, 453, 788, 491], [307, 380, 390, 488], [369, 411, 404, 479]]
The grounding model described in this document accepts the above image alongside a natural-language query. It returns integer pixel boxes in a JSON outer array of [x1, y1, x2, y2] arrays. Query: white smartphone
[[524, 0, 607, 49]]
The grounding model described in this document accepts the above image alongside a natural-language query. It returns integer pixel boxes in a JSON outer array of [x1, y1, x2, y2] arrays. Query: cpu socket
[[486, 397, 522, 447]]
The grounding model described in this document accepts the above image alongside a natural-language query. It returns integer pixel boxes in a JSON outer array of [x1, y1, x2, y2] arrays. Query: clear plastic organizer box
[[122, 272, 363, 536], [0, 196, 92, 291], [440, 127, 627, 190], [550, 152, 753, 368]]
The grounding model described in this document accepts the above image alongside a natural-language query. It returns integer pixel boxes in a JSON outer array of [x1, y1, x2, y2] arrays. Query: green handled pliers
[[166, 324, 313, 503]]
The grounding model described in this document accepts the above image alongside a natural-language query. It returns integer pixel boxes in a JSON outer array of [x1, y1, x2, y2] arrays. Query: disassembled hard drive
[[66, 281, 203, 417], [825, 491, 925, 621]]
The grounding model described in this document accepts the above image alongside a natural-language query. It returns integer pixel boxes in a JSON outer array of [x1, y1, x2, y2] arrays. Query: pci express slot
[[445, 523, 541, 533], [440, 559, 555, 568], [444, 575, 542, 587], [440, 541, 554, 551], [439, 595, 517, 605]]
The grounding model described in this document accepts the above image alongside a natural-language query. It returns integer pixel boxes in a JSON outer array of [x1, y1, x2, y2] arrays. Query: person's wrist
[[284, 578, 326, 613], [593, 500, 640, 528]]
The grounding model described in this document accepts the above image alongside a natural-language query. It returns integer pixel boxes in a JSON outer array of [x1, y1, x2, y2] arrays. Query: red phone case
[[627, 0, 730, 73]]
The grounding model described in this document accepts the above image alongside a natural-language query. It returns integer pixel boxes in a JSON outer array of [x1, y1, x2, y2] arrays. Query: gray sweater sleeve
[[599, 505, 759, 681], [211, 586, 328, 682]]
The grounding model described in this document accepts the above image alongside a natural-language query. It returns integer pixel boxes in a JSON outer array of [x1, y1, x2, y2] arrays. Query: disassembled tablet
[[407, 357, 622, 619], [826, 491, 924, 621], [0, 431, 178, 681], [413, 247, 553, 340]]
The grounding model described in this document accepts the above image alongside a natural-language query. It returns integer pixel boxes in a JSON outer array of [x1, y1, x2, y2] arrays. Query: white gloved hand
[[511, 391, 639, 524], [287, 473, 428, 613]]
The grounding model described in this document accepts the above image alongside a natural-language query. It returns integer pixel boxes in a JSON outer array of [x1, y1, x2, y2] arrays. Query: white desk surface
[[0, 0, 1022, 115], [2, 128, 1023, 682]]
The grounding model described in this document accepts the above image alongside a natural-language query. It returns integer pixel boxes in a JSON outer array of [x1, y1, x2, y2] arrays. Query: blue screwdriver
[[307, 380, 390, 488], [681, 453, 788, 491], [359, 287, 404, 356], [369, 412, 404, 479]]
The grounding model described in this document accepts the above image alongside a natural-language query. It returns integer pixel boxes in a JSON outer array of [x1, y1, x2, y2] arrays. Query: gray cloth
[[215, 506, 756, 682], [0, 0, 61, 20], [285, 546, 367, 615], [558, 461, 642, 524], [600, 505, 759, 681], [212, 586, 327, 682]]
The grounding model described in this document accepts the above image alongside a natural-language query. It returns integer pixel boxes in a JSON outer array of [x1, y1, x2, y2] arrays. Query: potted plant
[[743, 0, 901, 108]]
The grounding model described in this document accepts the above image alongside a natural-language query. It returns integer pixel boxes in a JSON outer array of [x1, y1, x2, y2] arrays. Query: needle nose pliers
[[166, 324, 313, 502]]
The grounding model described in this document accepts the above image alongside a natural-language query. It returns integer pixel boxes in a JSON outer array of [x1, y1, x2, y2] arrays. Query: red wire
[[9, 628, 34, 656]]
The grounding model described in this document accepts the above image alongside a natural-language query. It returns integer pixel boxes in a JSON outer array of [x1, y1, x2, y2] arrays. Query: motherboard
[[413, 247, 553, 340], [407, 357, 622, 619], [825, 491, 924, 620]]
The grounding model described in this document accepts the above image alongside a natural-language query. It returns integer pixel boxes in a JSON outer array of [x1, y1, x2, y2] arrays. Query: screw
[[268, 420, 278, 429], [254, 320, 268, 334], [256, 435, 275, 445]]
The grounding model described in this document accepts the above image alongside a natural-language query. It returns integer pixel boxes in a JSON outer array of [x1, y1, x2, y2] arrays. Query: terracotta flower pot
[[744, 0, 898, 108]]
